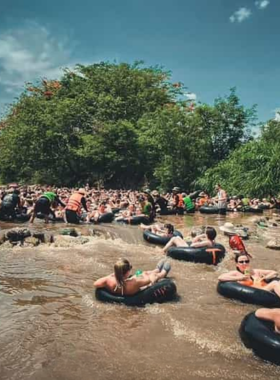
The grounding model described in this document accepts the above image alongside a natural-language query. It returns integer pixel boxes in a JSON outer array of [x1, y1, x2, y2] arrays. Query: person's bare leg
[[140, 223, 151, 231], [163, 236, 177, 253], [29, 211, 35, 224], [256, 308, 280, 332], [163, 236, 187, 254], [263, 281, 280, 298]]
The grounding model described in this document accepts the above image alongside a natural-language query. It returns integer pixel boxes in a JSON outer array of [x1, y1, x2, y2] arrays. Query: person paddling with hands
[[218, 253, 280, 297]]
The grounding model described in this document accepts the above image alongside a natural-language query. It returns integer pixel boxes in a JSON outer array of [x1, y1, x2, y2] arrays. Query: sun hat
[[78, 188, 86, 195], [220, 222, 248, 238], [172, 187, 180, 192], [144, 188, 151, 194], [199, 191, 205, 197]]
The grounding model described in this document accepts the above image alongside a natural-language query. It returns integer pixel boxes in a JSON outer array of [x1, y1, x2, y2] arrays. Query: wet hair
[[205, 227, 217, 241], [114, 258, 132, 287], [164, 223, 174, 235]]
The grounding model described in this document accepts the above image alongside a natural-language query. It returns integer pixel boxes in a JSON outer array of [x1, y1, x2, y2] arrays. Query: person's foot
[[156, 259, 166, 271], [162, 261, 171, 276]]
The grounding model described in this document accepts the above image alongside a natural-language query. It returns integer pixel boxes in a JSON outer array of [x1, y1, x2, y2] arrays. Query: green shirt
[[143, 202, 152, 216], [42, 192, 57, 203], [183, 196, 194, 211]]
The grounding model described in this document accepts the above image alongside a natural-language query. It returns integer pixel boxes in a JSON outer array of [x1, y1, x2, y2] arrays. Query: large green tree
[[0, 61, 256, 190]]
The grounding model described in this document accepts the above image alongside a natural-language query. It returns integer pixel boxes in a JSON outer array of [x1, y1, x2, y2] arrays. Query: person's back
[[94, 258, 171, 296], [183, 195, 194, 211], [155, 195, 168, 211], [0, 190, 21, 218], [2, 192, 20, 208]]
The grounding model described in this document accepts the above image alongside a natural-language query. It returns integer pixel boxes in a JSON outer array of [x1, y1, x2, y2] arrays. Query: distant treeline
[[0, 61, 279, 196]]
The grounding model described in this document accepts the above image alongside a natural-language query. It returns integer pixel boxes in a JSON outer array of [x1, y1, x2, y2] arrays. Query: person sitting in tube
[[115, 203, 136, 220], [94, 258, 171, 296], [218, 253, 280, 297], [162, 226, 217, 254], [140, 223, 174, 237], [255, 308, 280, 333], [90, 201, 112, 223]]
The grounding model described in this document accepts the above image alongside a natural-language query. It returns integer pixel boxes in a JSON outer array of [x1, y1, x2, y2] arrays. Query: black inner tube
[[95, 279, 177, 306], [167, 243, 226, 265], [239, 312, 280, 365], [143, 229, 183, 245], [217, 281, 280, 306], [116, 215, 150, 225], [199, 206, 219, 214]]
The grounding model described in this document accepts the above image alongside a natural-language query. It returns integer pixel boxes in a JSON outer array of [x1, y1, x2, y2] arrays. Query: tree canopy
[[0, 61, 268, 194]]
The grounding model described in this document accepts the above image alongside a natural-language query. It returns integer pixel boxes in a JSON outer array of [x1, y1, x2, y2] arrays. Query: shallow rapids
[[1, 212, 280, 380]]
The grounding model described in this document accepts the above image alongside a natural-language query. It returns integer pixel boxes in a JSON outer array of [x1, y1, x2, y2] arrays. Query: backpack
[[229, 234, 247, 253]]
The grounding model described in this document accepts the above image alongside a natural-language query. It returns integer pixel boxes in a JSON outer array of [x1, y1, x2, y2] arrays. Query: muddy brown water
[[1, 212, 280, 380]]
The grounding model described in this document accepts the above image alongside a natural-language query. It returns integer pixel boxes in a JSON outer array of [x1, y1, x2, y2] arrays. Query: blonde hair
[[114, 258, 132, 287]]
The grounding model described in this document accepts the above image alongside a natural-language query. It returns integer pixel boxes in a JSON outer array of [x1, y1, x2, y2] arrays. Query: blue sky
[[0, 0, 279, 124]]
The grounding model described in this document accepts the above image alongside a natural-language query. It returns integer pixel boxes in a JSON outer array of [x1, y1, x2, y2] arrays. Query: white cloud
[[184, 92, 197, 101], [0, 21, 75, 95], [255, 0, 270, 10], [229, 7, 252, 23]]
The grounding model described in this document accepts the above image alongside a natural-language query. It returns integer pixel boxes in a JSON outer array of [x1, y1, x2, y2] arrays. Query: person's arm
[[254, 269, 278, 280], [192, 233, 206, 243], [17, 196, 21, 208], [218, 271, 246, 282], [255, 308, 279, 322], [94, 275, 110, 288], [190, 240, 209, 248], [81, 197, 88, 212], [56, 196, 66, 208], [49, 208, 56, 219]]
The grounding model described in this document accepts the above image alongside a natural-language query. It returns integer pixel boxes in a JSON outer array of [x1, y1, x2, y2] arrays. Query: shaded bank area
[[1, 211, 280, 380]]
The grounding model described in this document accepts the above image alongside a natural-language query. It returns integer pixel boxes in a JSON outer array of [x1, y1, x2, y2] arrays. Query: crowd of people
[[1, 183, 280, 338], [1, 183, 279, 223]]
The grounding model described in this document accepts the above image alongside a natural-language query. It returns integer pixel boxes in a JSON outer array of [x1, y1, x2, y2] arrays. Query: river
[[1, 211, 280, 380]]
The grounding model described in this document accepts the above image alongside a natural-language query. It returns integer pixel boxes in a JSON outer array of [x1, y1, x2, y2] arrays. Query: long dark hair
[[164, 223, 174, 235]]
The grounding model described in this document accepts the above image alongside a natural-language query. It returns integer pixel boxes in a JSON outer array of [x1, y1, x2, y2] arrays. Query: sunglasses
[[238, 260, 250, 264]]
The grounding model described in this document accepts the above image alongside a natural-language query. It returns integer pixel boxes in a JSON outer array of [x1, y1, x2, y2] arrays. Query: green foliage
[[198, 119, 280, 197], [0, 61, 259, 191]]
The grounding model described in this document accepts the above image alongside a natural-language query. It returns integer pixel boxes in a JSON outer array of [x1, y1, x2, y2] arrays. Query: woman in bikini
[[162, 227, 217, 254], [94, 258, 171, 296], [218, 253, 280, 297]]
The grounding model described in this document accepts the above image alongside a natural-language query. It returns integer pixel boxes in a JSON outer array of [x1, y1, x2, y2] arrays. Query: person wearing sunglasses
[[218, 253, 280, 297], [94, 258, 171, 296]]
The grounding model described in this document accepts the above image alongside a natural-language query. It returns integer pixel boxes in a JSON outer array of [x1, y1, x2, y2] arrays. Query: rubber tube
[[95, 279, 177, 306], [239, 312, 280, 365]]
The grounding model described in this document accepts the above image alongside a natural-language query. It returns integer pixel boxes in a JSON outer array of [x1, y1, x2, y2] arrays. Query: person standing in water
[[215, 184, 227, 215], [172, 187, 185, 215], [65, 188, 88, 224]]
